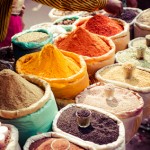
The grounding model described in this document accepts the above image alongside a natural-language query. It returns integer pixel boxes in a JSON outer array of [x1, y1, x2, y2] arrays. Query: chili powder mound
[[56, 27, 110, 57], [57, 106, 119, 145], [84, 14, 123, 37]]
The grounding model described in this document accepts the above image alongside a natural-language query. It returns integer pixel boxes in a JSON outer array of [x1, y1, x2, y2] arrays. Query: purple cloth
[[0, 15, 23, 47]]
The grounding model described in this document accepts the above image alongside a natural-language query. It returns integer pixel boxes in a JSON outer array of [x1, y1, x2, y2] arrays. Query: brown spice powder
[[29, 137, 85, 150], [0, 69, 44, 111], [99, 66, 150, 87]]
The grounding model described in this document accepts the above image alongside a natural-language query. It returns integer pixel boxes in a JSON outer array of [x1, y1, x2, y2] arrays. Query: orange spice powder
[[56, 27, 110, 57]]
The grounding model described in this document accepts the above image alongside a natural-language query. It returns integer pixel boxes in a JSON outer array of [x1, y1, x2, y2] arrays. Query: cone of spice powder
[[0, 69, 46, 119]]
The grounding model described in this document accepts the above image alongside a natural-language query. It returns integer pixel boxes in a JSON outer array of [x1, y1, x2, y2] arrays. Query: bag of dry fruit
[[11, 29, 53, 60]]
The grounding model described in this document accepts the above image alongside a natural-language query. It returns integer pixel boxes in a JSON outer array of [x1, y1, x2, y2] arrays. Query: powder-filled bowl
[[74, 15, 130, 52], [24, 132, 95, 150]]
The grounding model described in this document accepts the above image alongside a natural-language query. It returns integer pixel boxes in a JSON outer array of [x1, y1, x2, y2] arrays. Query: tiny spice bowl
[[76, 108, 91, 128]]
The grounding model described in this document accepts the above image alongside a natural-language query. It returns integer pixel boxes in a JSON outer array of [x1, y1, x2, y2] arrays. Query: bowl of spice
[[116, 46, 150, 71], [95, 63, 150, 130], [16, 44, 89, 108], [0, 123, 20, 150], [49, 8, 82, 22], [74, 14, 130, 52], [54, 27, 116, 76], [24, 132, 95, 150], [75, 82, 144, 143], [0, 69, 58, 146], [11, 29, 53, 60], [53, 16, 79, 32], [134, 8, 150, 38], [53, 104, 125, 150]]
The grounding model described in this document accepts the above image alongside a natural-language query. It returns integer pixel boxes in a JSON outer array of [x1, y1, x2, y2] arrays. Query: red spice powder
[[56, 27, 110, 57], [84, 14, 123, 37]]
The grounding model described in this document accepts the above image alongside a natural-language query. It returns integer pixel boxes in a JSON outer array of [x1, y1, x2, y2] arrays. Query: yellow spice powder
[[18, 44, 80, 78], [100, 66, 150, 87]]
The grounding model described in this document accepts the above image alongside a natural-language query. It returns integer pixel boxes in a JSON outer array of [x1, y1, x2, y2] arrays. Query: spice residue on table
[[57, 106, 119, 145], [81, 14, 123, 37], [0, 69, 44, 110], [56, 27, 110, 57]]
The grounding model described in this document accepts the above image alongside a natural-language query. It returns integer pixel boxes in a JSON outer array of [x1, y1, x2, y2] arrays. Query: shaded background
[[24, 0, 51, 29]]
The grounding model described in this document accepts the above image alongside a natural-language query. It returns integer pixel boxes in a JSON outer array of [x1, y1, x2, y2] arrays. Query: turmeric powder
[[16, 44, 80, 78]]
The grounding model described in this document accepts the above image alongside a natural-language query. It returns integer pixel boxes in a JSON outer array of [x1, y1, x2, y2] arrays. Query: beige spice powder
[[99, 66, 150, 87], [0, 69, 44, 111]]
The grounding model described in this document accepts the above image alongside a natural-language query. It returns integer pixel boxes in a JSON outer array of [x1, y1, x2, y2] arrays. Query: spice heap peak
[[17, 44, 80, 78], [56, 27, 110, 57], [83, 14, 123, 37], [0, 69, 44, 110]]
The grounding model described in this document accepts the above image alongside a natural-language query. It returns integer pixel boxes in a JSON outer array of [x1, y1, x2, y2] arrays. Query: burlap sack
[[53, 104, 125, 150]]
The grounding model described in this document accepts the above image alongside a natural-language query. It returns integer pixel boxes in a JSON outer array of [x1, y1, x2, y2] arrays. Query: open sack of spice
[[48, 8, 83, 22], [30, 23, 67, 41], [54, 27, 116, 76], [24, 132, 95, 150], [95, 63, 150, 130], [134, 8, 150, 38], [0, 69, 58, 146], [16, 44, 89, 109], [103, 7, 142, 39], [75, 82, 144, 143], [53, 104, 125, 150], [116, 45, 150, 71], [11, 29, 53, 60], [74, 14, 130, 52], [53, 15, 79, 32], [0, 122, 20, 150]]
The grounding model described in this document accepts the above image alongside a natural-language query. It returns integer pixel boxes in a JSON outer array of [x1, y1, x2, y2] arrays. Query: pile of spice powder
[[99, 65, 150, 87], [56, 27, 110, 57], [0, 69, 44, 111], [17, 44, 80, 78], [83, 14, 123, 37], [29, 138, 84, 150]]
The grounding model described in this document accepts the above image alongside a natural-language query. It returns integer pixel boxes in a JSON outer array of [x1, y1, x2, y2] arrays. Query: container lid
[[76, 83, 144, 118]]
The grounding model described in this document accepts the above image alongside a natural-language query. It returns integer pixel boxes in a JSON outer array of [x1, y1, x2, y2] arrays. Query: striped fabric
[[0, 0, 108, 42], [0, 0, 13, 42], [33, 0, 108, 11]]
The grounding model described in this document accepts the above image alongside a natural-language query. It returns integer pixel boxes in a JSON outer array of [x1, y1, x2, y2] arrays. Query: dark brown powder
[[77, 109, 91, 117], [57, 106, 119, 145], [0, 69, 44, 111], [29, 137, 85, 150]]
